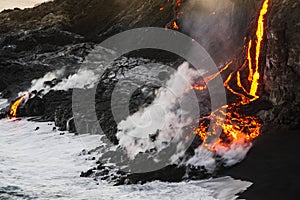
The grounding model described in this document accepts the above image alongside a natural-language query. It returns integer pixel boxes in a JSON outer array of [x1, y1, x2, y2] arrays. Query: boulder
[[24, 96, 45, 116]]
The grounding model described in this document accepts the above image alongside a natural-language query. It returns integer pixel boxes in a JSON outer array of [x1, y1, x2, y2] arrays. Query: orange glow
[[165, 0, 183, 30], [236, 71, 252, 100], [176, 0, 182, 8], [247, 40, 253, 82], [193, 104, 262, 151], [173, 21, 179, 30], [224, 72, 250, 105], [204, 61, 232, 83], [191, 0, 270, 152], [159, 7, 164, 11], [191, 61, 232, 92], [9, 93, 29, 117], [250, 0, 269, 97]]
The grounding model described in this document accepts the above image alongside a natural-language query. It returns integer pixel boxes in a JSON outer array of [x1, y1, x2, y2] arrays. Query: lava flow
[[192, 0, 270, 151], [165, 0, 183, 30], [9, 93, 29, 117]]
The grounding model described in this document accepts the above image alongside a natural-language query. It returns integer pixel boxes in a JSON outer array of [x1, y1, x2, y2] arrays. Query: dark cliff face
[[259, 0, 300, 128]]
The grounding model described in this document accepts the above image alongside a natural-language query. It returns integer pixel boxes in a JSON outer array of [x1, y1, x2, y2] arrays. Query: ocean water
[[0, 117, 251, 200]]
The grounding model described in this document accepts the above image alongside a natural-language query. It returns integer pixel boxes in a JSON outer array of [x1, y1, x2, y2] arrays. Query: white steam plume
[[116, 62, 203, 159], [19, 67, 66, 96]]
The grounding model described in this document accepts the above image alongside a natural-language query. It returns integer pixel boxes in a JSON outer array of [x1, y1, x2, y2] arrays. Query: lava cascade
[[192, 0, 270, 151]]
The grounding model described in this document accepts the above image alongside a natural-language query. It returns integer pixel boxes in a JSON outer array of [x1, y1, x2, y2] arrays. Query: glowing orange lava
[[9, 93, 29, 117], [250, 0, 269, 98], [173, 21, 179, 30], [191, 61, 232, 92], [191, 0, 270, 151], [165, 0, 183, 30]]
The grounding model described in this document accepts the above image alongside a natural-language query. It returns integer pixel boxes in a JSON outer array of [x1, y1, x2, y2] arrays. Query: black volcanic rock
[[0, 30, 91, 98], [24, 96, 45, 116], [0, 79, 7, 93], [42, 89, 73, 121], [259, 0, 300, 128], [81, 162, 210, 186], [95, 56, 173, 145]]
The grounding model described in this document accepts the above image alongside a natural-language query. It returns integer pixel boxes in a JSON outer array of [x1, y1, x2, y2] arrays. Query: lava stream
[[192, 0, 270, 151], [9, 93, 29, 117]]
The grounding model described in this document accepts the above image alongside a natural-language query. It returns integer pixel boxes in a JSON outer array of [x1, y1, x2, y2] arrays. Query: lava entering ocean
[[8, 0, 270, 157], [192, 0, 270, 151], [9, 93, 30, 117]]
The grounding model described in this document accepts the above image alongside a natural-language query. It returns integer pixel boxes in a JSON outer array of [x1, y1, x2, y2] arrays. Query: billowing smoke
[[187, 142, 252, 170], [215, 142, 252, 166], [116, 62, 203, 159], [186, 146, 217, 173], [116, 61, 253, 169], [21, 46, 115, 95], [180, 0, 258, 65], [21, 67, 103, 95], [19, 67, 66, 96], [52, 68, 98, 91], [22, 67, 102, 95]]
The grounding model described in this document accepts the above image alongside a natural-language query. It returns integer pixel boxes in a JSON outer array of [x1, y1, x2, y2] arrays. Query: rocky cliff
[[260, 0, 300, 128]]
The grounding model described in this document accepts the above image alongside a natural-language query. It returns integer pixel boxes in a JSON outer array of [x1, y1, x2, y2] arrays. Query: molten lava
[[9, 93, 29, 117], [165, 0, 183, 30], [191, 0, 270, 151], [173, 21, 179, 30], [191, 61, 232, 92], [250, 0, 269, 98]]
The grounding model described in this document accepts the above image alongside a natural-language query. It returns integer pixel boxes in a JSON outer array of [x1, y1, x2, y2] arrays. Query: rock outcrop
[[259, 0, 300, 128]]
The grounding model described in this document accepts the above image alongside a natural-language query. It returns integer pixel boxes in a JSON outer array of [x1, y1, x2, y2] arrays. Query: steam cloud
[[116, 62, 202, 159], [180, 0, 255, 65]]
